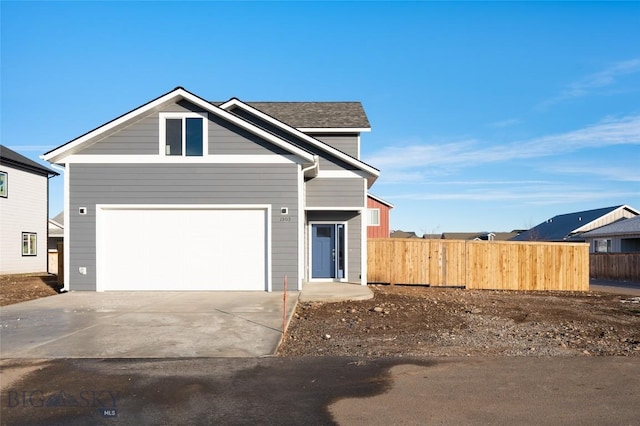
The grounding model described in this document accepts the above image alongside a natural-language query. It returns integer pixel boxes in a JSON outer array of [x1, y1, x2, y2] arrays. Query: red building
[[367, 194, 394, 238]]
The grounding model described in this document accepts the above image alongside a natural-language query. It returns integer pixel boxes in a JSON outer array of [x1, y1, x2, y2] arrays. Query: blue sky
[[2, 1, 639, 234]]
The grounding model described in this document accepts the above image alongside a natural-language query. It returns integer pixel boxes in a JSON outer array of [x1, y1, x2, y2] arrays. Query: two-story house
[[42, 87, 380, 292], [1, 145, 59, 274]]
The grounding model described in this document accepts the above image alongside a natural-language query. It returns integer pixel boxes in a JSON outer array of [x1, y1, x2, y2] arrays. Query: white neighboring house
[[582, 215, 640, 253], [48, 211, 64, 274], [0, 145, 59, 274]]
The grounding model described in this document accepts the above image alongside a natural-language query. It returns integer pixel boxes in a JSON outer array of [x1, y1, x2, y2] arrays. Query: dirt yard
[[0, 274, 62, 306], [2, 276, 639, 358], [278, 285, 640, 357]]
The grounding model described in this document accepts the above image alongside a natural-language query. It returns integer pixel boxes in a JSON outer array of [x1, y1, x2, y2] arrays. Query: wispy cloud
[[544, 164, 640, 182], [488, 118, 521, 128], [365, 114, 640, 175], [539, 58, 640, 108], [387, 188, 639, 205]]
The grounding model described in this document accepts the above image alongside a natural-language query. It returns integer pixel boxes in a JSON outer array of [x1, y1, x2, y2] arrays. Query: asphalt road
[[590, 279, 640, 296], [1, 357, 639, 425]]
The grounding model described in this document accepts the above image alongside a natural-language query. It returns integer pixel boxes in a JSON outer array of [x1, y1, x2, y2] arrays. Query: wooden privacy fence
[[368, 239, 589, 291], [590, 253, 640, 282]]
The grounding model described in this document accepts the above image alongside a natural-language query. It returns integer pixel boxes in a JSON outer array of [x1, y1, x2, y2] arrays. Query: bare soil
[[0, 274, 63, 306], [2, 276, 638, 357], [278, 285, 640, 357]]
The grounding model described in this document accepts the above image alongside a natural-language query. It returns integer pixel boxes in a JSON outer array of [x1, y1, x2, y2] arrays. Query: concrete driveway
[[0, 291, 298, 358]]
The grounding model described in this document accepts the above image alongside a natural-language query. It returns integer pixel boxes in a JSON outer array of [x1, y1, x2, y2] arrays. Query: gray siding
[[230, 108, 359, 171], [314, 134, 359, 158], [306, 178, 365, 208], [68, 163, 299, 291], [306, 211, 362, 283], [80, 101, 287, 157]]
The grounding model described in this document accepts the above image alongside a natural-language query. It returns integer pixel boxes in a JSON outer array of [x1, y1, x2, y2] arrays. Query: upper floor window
[[159, 112, 208, 156], [0, 171, 7, 198], [367, 208, 380, 226]]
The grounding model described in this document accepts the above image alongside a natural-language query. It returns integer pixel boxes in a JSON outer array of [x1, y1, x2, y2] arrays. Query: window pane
[[166, 119, 182, 156], [368, 209, 380, 226], [186, 118, 203, 156], [22, 233, 36, 255]]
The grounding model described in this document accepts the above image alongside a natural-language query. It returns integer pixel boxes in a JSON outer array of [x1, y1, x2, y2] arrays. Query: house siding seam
[[305, 178, 365, 208], [68, 163, 299, 291], [312, 134, 359, 158]]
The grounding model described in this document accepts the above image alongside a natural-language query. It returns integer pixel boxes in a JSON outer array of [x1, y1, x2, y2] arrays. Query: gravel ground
[[278, 285, 640, 357], [0, 274, 62, 306]]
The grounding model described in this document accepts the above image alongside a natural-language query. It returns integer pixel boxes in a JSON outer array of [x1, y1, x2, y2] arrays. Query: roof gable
[[219, 98, 379, 184], [1, 145, 58, 176], [42, 87, 316, 165], [367, 193, 394, 208], [582, 215, 640, 237], [511, 205, 640, 241]]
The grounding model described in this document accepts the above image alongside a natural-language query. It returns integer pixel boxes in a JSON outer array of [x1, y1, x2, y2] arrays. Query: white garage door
[[97, 206, 268, 291]]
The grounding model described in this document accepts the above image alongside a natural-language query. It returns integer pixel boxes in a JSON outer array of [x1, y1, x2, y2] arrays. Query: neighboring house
[[48, 211, 64, 251], [0, 145, 59, 274], [390, 230, 419, 238], [510, 205, 640, 242], [441, 231, 520, 241], [42, 87, 380, 292], [367, 194, 393, 238], [48, 211, 64, 274], [582, 215, 640, 253]]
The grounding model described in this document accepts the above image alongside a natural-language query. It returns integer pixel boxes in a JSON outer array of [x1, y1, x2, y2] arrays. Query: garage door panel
[[98, 207, 267, 291]]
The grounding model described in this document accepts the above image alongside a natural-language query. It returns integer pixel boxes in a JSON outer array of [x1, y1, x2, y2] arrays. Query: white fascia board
[[44, 88, 315, 165], [44, 89, 188, 163], [316, 170, 369, 179], [48, 219, 64, 229], [367, 193, 395, 208], [97, 203, 271, 211], [305, 207, 363, 211], [62, 154, 301, 164], [574, 205, 640, 233], [297, 127, 371, 133], [218, 99, 379, 178]]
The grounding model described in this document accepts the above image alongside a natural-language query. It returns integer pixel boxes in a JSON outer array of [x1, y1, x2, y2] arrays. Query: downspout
[[49, 163, 67, 292], [299, 156, 319, 287]]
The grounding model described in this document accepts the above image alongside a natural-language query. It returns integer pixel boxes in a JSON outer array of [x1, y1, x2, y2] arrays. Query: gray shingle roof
[[582, 215, 640, 237], [510, 205, 625, 242], [213, 101, 370, 129], [0, 145, 58, 176]]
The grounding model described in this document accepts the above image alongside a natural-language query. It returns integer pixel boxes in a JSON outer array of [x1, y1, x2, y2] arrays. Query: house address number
[[279, 217, 292, 222]]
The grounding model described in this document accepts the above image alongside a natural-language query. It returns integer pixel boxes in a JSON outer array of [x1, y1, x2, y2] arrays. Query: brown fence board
[[368, 239, 589, 291], [590, 253, 640, 281]]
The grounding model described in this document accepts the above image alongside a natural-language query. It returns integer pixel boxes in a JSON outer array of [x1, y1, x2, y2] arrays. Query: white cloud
[[488, 118, 521, 128], [544, 164, 640, 182], [365, 115, 640, 175], [540, 58, 640, 107], [387, 188, 639, 204]]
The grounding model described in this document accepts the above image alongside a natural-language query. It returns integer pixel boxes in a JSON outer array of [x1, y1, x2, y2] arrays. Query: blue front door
[[311, 224, 345, 279]]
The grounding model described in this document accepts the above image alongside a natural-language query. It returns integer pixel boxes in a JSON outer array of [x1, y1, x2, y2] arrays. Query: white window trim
[[22, 232, 37, 256], [308, 221, 348, 283], [367, 208, 380, 227], [159, 112, 209, 157]]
